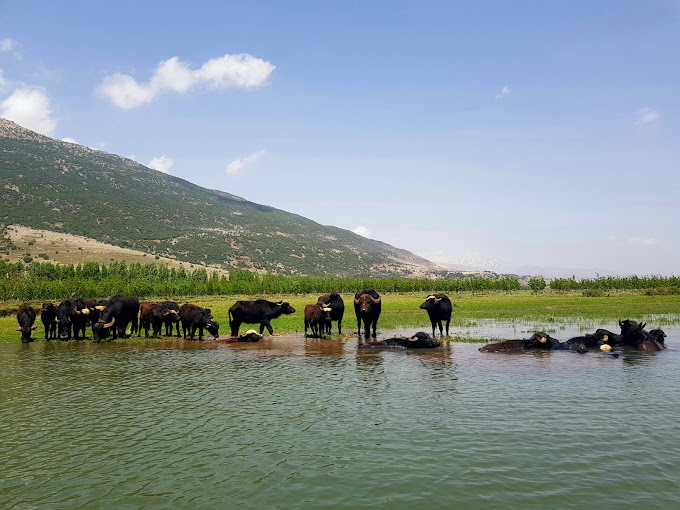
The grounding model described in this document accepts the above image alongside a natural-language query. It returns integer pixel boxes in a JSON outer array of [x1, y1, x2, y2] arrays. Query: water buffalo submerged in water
[[359, 332, 441, 349], [317, 293, 345, 335], [419, 294, 452, 337], [228, 299, 296, 336], [17, 303, 38, 343], [479, 332, 561, 352], [354, 289, 381, 339], [619, 319, 666, 352]]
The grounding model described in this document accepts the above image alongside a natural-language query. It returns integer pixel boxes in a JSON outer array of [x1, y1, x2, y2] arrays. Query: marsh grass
[[2, 291, 679, 344]]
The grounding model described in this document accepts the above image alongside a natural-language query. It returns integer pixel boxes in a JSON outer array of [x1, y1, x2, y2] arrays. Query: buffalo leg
[[431, 320, 436, 338], [338, 319, 342, 335], [371, 319, 377, 338], [198, 327, 203, 340], [445, 319, 450, 336], [259, 323, 266, 334], [357, 317, 362, 336], [265, 322, 274, 335], [438, 320, 443, 337]]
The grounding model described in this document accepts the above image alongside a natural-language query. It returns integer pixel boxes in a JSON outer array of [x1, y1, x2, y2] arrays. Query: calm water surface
[[2, 321, 680, 509]]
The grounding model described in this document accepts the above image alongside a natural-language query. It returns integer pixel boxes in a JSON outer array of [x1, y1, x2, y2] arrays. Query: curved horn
[[619, 320, 624, 327], [103, 317, 115, 328], [434, 297, 442, 303], [81, 308, 90, 315], [74, 309, 82, 314], [409, 336, 418, 342], [369, 296, 381, 304], [426, 295, 435, 300], [95, 305, 105, 311], [54, 318, 59, 323], [640, 322, 646, 329], [538, 336, 547, 343], [31, 326, 37, 330], [354, 298, 360, 305]]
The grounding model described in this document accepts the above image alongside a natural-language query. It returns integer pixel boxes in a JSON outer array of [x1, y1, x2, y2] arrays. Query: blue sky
[[1, 0, 678, 275]]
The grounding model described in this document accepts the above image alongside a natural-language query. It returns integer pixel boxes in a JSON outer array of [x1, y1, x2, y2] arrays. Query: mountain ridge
[[0, 118, 447, 277]]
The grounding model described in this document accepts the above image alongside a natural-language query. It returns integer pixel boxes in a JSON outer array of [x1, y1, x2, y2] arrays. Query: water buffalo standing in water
[[419, 294, 452, 337], [17, 303, 38, 343], [316, 293, 344, 334], [304, 303, 332, 337], [40, 302, 57, 340], [179, 303, 216, 340], [479, 332, 561, 352], [92, 296, 140, 342], [228, 299, 296, 336], [354, 289, 381, 338]]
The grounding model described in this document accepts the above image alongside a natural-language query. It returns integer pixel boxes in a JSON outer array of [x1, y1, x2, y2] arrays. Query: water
[[2, 322, 680, 508]]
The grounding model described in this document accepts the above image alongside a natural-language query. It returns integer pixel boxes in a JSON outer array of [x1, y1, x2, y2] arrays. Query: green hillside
[[0, 118, 443, 277]]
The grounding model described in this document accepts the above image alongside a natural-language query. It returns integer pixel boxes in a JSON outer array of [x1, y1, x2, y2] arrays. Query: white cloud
[[495, 85, 510, 100], [608, 235, 658, 246], [353, 226, 371, 238], [0, 87, 56, 135], [635, 108, 659, 125], [61, 137, 78, 144], [148, 155, 174, 174], [226, 150, 265, 175], [99, 53, 276, 109], [0, 38, 21, 59], [0, 38, 15, 52]]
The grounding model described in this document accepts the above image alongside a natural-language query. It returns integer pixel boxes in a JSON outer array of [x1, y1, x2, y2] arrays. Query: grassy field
[[2, 291, 679, 344]]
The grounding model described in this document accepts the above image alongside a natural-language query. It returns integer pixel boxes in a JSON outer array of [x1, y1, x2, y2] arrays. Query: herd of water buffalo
[[14, 290, 668, 353]]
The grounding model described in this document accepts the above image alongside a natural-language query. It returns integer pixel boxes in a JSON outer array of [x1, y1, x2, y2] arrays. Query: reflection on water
[[1, 321, 679, 508]]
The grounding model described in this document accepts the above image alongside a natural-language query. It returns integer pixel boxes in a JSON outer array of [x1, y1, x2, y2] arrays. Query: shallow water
[[2, 322, 680, 508]]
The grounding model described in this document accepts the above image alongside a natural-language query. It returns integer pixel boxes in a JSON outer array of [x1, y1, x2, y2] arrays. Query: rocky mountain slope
[[0, 118, 445, 277]]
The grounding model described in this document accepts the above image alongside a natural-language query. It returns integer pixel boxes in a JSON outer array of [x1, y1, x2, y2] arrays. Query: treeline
[[0, 260, 521, 301], [551, 275, 680, 291]]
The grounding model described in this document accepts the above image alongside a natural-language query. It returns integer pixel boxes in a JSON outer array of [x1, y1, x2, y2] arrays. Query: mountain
[[0, 118, 445, 277]]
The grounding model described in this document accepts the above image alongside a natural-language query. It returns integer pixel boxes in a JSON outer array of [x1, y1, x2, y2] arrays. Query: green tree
[[529, 277, 546, 292]]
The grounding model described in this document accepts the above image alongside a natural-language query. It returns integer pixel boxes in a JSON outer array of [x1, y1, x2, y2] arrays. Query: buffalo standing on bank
[[228, 299, 296, 336], [17, 303, 38, 343], [92, 296, 140, 342], [40, 302, 57, 341], [179, 304, 217, 340], [304, 303, 332, 338], [316, 293, 344, 334]]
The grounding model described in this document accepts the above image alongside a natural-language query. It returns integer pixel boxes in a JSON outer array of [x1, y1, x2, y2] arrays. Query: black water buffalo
[[419, 294, 452, 337], [555, 334, 602, 353], [479, 332, 561, 352], [161, 301, 181, 337], [238, 330, 263, 342], [593, 329, 624, 346], [17, 303, 38, 343], [619, 319, 665, 352], [354, 289, 381, 338], [206, 320, 220, 339], [70, 298, 93, 339], [92, 296, 140, 342], [56, 300, 75, 340], [90, 300, 108, 324], [304, 303, 332, 337], [359, 332, 441, 349], [228, 299, 296, 336], [40, 302, 57, 340], [316, 293, 344, 334], [139, 302, 177, 338], [179, 303, 215, 340]]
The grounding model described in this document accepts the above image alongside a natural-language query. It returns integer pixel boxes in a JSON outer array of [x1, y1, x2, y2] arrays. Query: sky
[[0, 0, 678, 276]]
